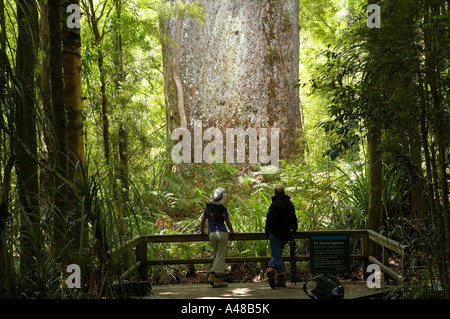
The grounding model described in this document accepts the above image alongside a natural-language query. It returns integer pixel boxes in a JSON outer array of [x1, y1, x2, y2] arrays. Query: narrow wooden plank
[[141, 230, 367, 243], [367, 230, 404, 254], [345, 287, 387, 299], [108, 236, 142, 257], [368, 255, 403, 283], [121, 261, 141, 280]]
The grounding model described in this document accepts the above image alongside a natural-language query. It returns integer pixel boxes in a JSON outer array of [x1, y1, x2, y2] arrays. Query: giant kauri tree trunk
[[161, 0, 303, 162]]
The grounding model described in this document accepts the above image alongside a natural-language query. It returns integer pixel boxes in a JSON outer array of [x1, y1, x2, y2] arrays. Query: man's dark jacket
[[265, 194, 298, 241]]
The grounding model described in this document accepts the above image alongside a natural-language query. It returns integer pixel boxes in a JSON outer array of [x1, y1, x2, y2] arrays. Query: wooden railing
[[366, 230, 410, 284], [108, 229, 409, 284]]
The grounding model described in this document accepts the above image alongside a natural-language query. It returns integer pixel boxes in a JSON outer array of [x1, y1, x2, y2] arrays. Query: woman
[[200, 187, 235, 288]]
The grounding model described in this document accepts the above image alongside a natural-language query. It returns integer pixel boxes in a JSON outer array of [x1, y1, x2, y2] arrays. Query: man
[[264, 185, 297, 288]]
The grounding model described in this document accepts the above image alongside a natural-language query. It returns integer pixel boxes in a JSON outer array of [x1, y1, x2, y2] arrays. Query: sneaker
[[266, 268, 276, 289], [213, 276, 228, 288]]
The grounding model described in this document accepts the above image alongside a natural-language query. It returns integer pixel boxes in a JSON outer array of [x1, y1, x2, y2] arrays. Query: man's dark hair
[[274, 185, 285, 196]]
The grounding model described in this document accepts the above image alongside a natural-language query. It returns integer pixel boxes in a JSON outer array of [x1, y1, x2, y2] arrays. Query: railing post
[[362, 231, 369, 280], [402, 245, 410, 284], [136, 240, 148, 281], [382, 245, 389, 285]]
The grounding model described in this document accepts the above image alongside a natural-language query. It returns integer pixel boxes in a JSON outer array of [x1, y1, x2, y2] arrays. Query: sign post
[[310, 233, 350, 274]]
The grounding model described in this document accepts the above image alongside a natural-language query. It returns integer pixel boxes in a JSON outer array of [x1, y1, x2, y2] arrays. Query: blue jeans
[[268, 233, 287, 274]]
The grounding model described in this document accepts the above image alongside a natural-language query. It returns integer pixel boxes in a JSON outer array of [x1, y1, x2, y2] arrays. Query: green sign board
[[310, 233, 350, 274]]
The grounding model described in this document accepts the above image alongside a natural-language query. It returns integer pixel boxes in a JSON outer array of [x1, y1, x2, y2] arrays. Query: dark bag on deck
[[303, 274, 345, 299]]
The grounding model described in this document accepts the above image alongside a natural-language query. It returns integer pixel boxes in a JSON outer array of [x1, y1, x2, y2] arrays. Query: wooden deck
[[111, 230, 405, 302], [140, 281, 388, 299]]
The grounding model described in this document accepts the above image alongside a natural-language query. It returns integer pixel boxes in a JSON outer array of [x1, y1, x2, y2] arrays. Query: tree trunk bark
[[99, 51, 111, 165], [62, 0, 84, 172], [38, 0, 54, 202], [86, 0, 111, 166], [0, 0, 5, 51], [114, 0, 128, 239], [367, 124, 382, 233], [61, 0, 85, 265], [161, 0, 303, 161], [172, 4, 187, 129], [423, 0, 450, 298], [366, 0, 383, 237], [1, 0, 11, 295], [49, 0, 68, 181], [48, 0, 70, 254], [115, 0, 129, 193], [15, 0, 40, 275]]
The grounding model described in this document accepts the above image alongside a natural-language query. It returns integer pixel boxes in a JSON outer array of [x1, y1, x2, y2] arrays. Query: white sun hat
[[209, 187, 227, 205]]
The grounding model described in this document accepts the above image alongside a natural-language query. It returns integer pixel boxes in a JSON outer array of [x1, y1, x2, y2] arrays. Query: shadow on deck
[[139, 281, 388, 299]]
